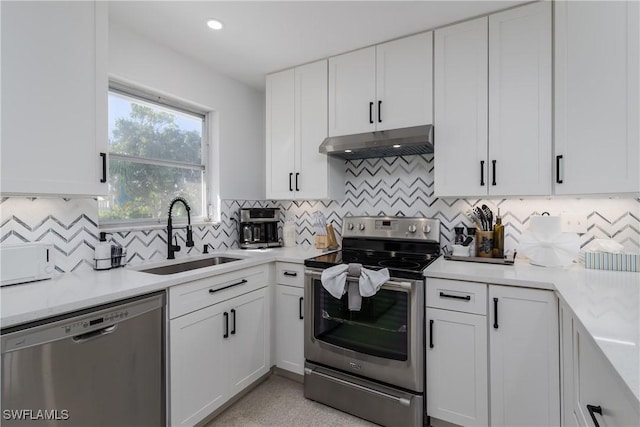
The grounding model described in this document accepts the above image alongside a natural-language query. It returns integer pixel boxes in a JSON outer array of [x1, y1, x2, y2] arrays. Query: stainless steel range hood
[[319, 125, 433, 160]]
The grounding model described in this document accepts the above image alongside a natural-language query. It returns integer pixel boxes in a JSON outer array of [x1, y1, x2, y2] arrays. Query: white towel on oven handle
[[320, 264, 390, 299], [320, 264, 349, 299], [359, 267, 390, 297]]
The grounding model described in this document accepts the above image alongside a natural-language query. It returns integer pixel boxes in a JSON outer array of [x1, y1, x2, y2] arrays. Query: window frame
[[99, 83, 211, 228]]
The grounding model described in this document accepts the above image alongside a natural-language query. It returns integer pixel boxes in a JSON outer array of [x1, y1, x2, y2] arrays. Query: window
[[99, 85, 208, 225]]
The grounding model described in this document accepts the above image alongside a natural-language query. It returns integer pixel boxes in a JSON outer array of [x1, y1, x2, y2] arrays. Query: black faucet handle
[[172, 236, 181, 252]]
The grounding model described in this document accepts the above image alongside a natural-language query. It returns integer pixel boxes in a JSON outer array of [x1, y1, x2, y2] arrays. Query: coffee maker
[[239, 208, 282, 249]]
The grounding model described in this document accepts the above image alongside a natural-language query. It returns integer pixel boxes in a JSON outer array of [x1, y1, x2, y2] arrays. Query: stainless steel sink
[[140, 257, 242, 275]]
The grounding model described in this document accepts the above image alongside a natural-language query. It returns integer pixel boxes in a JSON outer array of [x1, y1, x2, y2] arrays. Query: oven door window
[[313, 278, 408, 361]]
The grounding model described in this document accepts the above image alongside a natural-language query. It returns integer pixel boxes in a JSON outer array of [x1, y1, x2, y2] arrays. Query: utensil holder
[[93, 248, 127, 270], [315, 235, 328, 249], [476, 230, 494, 258]]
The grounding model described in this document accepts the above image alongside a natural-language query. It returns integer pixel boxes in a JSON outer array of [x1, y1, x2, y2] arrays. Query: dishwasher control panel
[[62, 309, 129, 335]]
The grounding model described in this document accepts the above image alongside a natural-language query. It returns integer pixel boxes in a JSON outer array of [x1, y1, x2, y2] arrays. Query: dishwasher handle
[[72, 325, 118, 344]]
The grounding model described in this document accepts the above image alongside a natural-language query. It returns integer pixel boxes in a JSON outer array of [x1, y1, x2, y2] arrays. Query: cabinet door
[[434, 18, 489, 198], [294, 60, 330, 200], [561, 304, 580, 427], [426, 308, 488, 426], [227, 287, 270, 395], [489, 285, 559, 426], [572, 321, 639, 427], [266, 69, 296, 199], [376, 32, 433, 131], [488, 2, 551, 196], [275, 285, 305, 375], [328, 47, 376, 136], [170, 303, 227, 427], [554, 1, 639, 194], [1, 1, 108, 196]]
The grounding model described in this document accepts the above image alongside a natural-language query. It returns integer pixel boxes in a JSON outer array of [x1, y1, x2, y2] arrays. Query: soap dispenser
[[95, 232, 112, 270]]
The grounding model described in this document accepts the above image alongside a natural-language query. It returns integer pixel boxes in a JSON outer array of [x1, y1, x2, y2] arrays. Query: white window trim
[[100, 83, 216, 229]]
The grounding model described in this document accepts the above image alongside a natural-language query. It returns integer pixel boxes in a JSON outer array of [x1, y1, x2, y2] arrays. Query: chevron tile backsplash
[[2, 154, 639, 273]]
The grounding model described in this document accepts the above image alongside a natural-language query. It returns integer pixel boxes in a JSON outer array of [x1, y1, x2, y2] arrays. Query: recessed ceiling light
[[393, 144, 401, 148], [344, 149, 352, 153], [206, 19, 223, 30]]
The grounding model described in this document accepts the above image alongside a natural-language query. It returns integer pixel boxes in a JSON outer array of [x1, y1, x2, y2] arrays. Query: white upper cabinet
[[329, 32, 433, 137], [266, 60, 344, 200], [266, 69, 296, 200], [375, 32, 433, 131], [554, 1, 639, 195], [328, 47, 377, 137], [489, 1, 552, 196], [1, 0, 108, 196], [295, 61, 342, 200], [434, 17, 489, 198], [435, 2, 552, 198]]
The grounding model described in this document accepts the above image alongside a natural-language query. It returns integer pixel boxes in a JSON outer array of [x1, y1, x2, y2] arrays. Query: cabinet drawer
[[426, 278, 487, 315], [275, 262, 304, 287], [169, 265, 267, 319]]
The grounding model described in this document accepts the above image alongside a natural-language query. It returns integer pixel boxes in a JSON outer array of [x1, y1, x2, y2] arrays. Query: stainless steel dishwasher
[[1, 292, 165, 426]]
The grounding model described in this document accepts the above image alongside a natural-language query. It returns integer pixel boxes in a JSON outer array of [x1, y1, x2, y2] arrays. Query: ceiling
[[109, 1, 528, 91]]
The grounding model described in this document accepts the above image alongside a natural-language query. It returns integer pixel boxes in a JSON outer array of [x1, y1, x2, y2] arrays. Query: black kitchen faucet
[[167, 197, 195, 259]]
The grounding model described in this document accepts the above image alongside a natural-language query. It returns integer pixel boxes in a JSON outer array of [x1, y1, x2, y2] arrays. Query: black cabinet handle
[[493, 298, 499, 329], [209, 279, 248, 295], [230, 308, 236, 335], [100, 152, 107, 183], [439, 292, 471, 301], [556, 155, 563, 184], [378, 100, 382, 123], [295, 173, 300, 192], [587, 405, 602, 427], [283, 271, 298, 277], [289, 173, 293, 191], [429, 319, 434, 348], [492, 160, 497, 186], [369, 102, 374, 124], [223, 312, 229, 338], [299, 297, 304, 320], [480, 160, 485, 186]]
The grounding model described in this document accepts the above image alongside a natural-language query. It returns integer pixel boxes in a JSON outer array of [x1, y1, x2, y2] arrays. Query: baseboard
[[273, 366, 304, 384], [195, 368, 273, 427]]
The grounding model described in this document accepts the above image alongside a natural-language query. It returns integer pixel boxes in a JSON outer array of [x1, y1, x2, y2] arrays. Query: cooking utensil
[[481, 204, 493, 230], [466, 210, 484, 230], [474, 207, 487, 230]]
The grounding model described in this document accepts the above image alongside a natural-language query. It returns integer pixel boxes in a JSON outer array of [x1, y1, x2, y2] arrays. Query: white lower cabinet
[[489, 285, 560, 426], [275, 285, 305, 375], [561, 303, 639, 427], [169, 284, 270, 427], [426, 307, 488, 426], [170, 301, 227, 426], [274, 262, 305, 375], [426, 279, 560, 427]]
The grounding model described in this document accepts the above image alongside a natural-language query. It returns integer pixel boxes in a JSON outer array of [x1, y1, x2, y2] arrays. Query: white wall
[[108, 20, 265, 202]]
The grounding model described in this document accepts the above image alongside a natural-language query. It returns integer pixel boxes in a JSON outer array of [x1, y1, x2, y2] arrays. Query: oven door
[[304, 268, 423, 392]]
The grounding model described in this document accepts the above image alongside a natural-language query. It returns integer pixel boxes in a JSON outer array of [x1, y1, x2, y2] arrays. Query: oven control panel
[[342, 216, 440, 242]]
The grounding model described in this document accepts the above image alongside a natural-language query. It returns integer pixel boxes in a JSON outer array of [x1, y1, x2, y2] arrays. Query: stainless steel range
[[303, 216, 440, 427]]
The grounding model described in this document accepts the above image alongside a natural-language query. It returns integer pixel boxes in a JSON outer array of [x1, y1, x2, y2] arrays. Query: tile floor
[[205, 374, 377, 427]]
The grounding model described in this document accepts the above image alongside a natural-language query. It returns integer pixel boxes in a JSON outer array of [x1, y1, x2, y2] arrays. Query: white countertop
[[426, 257, 640, 402], [0, 246, 328, 329], [3, 247, 638, 406]]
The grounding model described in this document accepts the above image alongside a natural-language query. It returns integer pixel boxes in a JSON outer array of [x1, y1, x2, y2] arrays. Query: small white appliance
[[1, 243, 54, 286]]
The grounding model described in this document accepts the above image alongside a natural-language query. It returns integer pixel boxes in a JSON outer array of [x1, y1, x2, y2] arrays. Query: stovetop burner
[[304, 248, 439, 279], [304, 216, 441, 279], [378, 259, 421, 269]]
